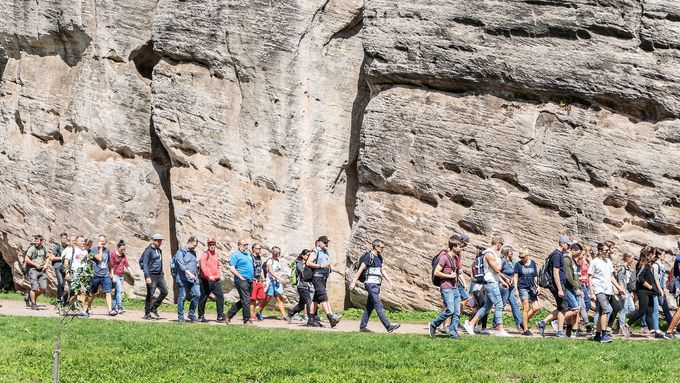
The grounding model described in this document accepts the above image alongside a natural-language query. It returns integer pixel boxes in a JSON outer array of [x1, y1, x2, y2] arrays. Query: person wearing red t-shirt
[[197, 237, 225, 322], [109, 240, 130, 314]]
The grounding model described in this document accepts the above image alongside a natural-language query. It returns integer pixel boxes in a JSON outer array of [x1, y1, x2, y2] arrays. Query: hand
[[349, 281, 356, 291], [501, 282, 508, 289], [65, 275, 71, 282], [558, 289, 564, 298], [145, 277, 151, 285], [576, 289, 583, 297], [320, 263, 330, 269]]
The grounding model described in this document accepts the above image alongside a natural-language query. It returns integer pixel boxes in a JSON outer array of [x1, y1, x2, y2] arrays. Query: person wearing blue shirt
[[226, 238, 255, 324], [305, 236, 341, 328], [175, 237, 200, 323], [85, 234, 114, 316], [499, 246, 522, 331]]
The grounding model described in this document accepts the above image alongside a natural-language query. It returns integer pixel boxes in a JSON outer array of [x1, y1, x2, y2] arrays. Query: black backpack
[[353, 252, 375, 283], [432, 250, 457, 287], [301, 251, 317, 282], [537, 252, 556, 288], [471, 251, 486, 284]]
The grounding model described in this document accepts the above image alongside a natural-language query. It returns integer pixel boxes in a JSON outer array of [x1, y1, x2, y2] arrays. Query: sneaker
[[306, 321, 322, 328], [550, 320, 558, 332], [516, 325, 523, 333], [536, 321, 546, 337], [178, 318, 186, 324], [216, 315, 225, 323], [622, 325, 632, 338], [117, 308, 125, 315], [478, 329, 490, 335], [585, 323, 593, 333], [474, 324, 482, 332], [429, 322, 437, 338], [188, 316, 197, 323], [593, 333, 602, 342], [463, 320, 475, 336], [24, 295, 30, 307], [30, 303, 38, 310], [523, 329, 533, 336], [109, 310, 117, 316], [496, 331, 512, 337], [286, 313, 294, 324], [244, 320, 255, 325], [198, 316, 208, 323], [78, 311, 90, 318], [256, 312, 264, 321], [328, 314, 341, 328], [437, 327, 449, 335], [654, 331, 669, 340], [151, 308, 160, 319], [600, 334, 613, 343], [387, 323, 401, 333], [360, 327, 374, 333], [555, 331, 567, 338], [143, 314, 155, 320]]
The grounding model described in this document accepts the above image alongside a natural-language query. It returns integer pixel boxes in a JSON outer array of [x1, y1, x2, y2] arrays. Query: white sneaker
[[496, 330, 512, 337], [463, 320, 475, 336], [478, 329, 490, 335], [551, 320, 559, 332]]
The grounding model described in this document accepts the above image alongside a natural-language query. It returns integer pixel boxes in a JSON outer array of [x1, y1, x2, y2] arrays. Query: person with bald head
[[226, 238, 255, 324]]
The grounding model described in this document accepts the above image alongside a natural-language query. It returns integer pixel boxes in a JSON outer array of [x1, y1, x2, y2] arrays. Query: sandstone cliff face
[[1, 0, 678, 311]]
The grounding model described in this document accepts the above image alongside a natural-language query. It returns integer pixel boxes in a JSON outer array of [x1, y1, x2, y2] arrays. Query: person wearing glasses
[[428, 234, 468, 338], [306, 236, 341, 328], [588, 242, 627, 342], [349, 239, 400, 334], [226, 238, 254, 324], [175, 236, 200, 323], [249, 244, 266, 321], [198, 237, 226, 322]]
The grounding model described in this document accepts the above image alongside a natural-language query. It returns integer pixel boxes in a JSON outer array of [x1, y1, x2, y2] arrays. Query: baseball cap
[[151, 233, 164, 241], [317, 236, 330, 244], [457, 233, 470, 243], [559, 235, 574, 246], [207, 237, 216, 244]]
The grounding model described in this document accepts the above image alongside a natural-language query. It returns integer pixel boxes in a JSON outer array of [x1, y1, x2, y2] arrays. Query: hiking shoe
[[109, 310, 117, 316], [429, 322, 437, 338], [536, 321, 546, 337], [256, 312, 264, 321], [143, 314, 155, 320], [593, 333, 602, 342], [360, 327, 374, 333], [523, 329, 533, 336], [654, 332, 669, 340], [151, 309, 160, 319], [387, 323, 401, 333], [328, 314, 341, 328], [496, 331, 512, 337], [555, 331, 567, 339], [463, 320, 475, 336], [24, 295, 31, 307], [306, 321, 322, 328], [600, 334, 613, 343], [198, 316, 208, 323]]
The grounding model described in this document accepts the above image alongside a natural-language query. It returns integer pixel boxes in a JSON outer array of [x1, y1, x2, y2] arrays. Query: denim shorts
[[518, 287, 537, 302], [565, 288, 579, 310], [89, 276, 112, 294], [266, 280, 284, 296]]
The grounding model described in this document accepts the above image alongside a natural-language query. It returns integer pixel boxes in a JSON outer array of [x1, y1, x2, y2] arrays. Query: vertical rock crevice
[[149, 116, 178, 255]]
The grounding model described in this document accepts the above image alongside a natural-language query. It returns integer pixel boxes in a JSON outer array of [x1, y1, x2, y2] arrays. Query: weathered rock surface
[[1, 0, 679, 311]]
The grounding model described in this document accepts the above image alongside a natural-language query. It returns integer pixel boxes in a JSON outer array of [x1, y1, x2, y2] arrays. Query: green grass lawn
[[0, 315, 678, 383]]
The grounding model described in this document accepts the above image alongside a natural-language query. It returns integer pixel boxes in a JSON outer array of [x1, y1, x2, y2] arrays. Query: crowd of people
[[430, 234, 680, 342], [15, 230, 680, 341]]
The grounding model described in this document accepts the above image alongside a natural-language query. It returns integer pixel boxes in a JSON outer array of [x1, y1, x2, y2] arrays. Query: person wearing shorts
[[514, 247, 539, 335], [249, 244, 266, 321], [306, 236, 341, 328], [258, 247, 287, 320], [86, 235, 114, 316], [25, 235, 49, 310], [536, 236, 572, 338], [588, 242, 627, 343]]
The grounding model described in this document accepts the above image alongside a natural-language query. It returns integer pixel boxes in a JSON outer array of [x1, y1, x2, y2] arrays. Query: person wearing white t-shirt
[[258, 247, 287, 320], [63, 235, 90, 316], [588, 242, 626, 343]]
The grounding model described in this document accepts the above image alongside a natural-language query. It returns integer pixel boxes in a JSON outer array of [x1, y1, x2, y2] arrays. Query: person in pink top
[[109, 240, 130, 314], [197, 237, 225, 322]]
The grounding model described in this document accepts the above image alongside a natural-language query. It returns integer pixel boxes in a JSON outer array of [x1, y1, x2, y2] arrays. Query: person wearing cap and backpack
[[140, 233, 168, 320], [349, 239, 400, 334], [306, 236, 341, 328], [174, 236, 200, 323], [428, 234, 467, 338], [198, 237, 225, 322], [24, 234, 50, 310], [463, 235, 512, 337], [535, 236, 573, 338]]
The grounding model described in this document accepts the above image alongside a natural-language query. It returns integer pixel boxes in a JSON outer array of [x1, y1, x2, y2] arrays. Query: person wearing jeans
[[109, 240, 130, 314], [50, 233, 69, 305], [350, 239, 400, 334], [198, 237, 225, 322], [499, 246, 522, 330], [175, 237, 200, 323], [141, 234, 168, 320], [226, 239, 254, 324]]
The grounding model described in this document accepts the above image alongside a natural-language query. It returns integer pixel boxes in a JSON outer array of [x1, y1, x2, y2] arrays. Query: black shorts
[[312, 276, 328, 303], [551, 287, 569, 311]]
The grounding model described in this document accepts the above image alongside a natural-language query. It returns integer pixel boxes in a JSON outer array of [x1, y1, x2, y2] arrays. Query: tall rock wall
[[1, 0, 678, 310]]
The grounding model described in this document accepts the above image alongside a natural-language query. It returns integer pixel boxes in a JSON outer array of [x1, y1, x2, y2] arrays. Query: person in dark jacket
[[175, 237, 200, 323], [286, 249, 314, 323], [141, 233, 168, 320]]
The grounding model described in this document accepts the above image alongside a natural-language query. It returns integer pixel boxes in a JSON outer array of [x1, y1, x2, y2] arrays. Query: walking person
[[24, 234, 49, 310], [514, 247, 540, 335], [85, 235, 114, 316], [140, 234, 168, 320], [63, 235, 89, 315], [563, 243, 584, 337], [499, 246, 522, 332], [463, 235, 512, 337], [249, 244, 266, 321], [588, 242, 627, 343], [226, 239, 254, 324], [350, 239, 400, 334], [197, 237, 225, 322], [306, 236, 341, 328], [616, 253, 636, 337], [257, 247, 287, 320], [49, 233, 69, 305], [109, 240, 129, 314], [627, 252, 670, 339], [174, 237, 200, 323], [286, 249, 314, 323], [536, 236, 572, 338], [428, 235, 468, 338], [578, 246, 593, 333], [651, 249, 673, 330]]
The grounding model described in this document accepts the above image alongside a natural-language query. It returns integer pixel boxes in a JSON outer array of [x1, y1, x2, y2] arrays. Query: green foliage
[[1, 316, 680, 383]]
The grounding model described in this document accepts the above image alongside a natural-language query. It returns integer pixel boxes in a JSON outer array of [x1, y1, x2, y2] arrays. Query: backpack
[[431, 250, 456, 287], [289, 260, 298, 286], [170, 252, 178, 279], [301, 251, 318, 282], [21, 244, 35, 273], [471, 251, 486, 284], [537, 252, 555, 289], [262, 258, 273, 279], [353, 252, 375, 283]]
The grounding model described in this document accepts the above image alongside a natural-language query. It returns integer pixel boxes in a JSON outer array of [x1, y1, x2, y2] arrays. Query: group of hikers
[[430, 234, 680, 342], [15, 230, 680, 341]]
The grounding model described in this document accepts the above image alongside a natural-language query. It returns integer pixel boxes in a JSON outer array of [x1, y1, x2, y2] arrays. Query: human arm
[[141, 248, 151, 284], [228, 255, 245, 281], [305, 251, 329, 269], [268, 261, 281, 283], [381, 268, 393, 288], [349, 262, 368, 291], [486, 253, 509, 287], [94, 247, 103, 262], [24, 247, 42, 269]]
